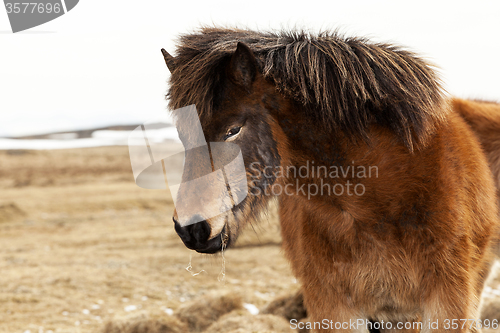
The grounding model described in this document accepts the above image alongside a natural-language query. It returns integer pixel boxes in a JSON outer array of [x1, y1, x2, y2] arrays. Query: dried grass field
[[0, 147, 300, 333], [1, 146, 500, 333]]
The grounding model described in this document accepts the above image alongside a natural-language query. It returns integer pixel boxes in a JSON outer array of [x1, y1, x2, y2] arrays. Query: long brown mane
[[168, 27, 447, 151]]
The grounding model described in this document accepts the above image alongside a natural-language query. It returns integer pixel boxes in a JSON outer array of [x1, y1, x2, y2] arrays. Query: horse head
[[162, 43, 286, 253]]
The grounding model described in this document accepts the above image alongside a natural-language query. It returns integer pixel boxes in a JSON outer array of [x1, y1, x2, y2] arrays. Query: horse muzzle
[[173, 215, 228, 254]]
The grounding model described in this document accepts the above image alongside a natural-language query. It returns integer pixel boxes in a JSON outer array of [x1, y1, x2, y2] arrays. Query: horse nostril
[[173, 215, 211, 249], [190, 219, 211, 243]]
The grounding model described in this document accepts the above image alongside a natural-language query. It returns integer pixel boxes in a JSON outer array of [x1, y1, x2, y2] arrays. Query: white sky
[[0, 0, 499, 137]]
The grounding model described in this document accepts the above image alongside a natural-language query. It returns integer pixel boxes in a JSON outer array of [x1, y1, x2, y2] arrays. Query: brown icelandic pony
[[161, 27, 500, 332]]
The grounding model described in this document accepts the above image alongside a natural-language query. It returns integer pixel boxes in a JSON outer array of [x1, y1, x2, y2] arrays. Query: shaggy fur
[[452, 98, 500, 195], [167, 27, 447, 151], [163, 27, 500, 332]]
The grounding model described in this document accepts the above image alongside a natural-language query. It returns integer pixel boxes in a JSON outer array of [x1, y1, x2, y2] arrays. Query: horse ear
[[161, 48, 176, 73], [228, 42, 258, 88]]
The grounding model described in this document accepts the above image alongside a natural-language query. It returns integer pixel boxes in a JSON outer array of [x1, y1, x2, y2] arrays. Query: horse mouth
[[195, 224, 230, 254]]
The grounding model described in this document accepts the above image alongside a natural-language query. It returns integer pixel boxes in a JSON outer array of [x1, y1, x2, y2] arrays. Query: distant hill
[[8, 123, 171, 140]]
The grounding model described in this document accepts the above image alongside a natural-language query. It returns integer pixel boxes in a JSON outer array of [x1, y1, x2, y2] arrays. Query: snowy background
[[1, 0, 499, 148]]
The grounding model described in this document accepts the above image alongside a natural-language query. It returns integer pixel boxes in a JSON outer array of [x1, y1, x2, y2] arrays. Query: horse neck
[[274, 103, 353, 175], [273, 102, 405, 212]]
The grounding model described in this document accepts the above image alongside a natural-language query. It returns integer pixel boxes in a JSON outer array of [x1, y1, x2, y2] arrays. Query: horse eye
[[224, 126, 242, 140]]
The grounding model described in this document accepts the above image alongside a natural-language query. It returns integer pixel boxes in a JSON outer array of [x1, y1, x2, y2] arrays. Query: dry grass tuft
[[297, 318, 311, 333], [101, 316, 187, 333], [0, 202, 26, 223], [203, 313, 293, 333], [260, 290, 307, 322], [176, 292, 244, 332], [482, 298, 500, 322]]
